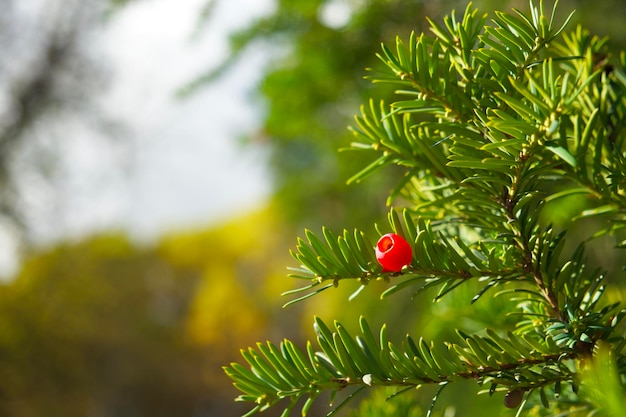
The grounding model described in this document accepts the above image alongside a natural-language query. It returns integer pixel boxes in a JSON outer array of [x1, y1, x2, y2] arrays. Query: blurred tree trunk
[[0, 0, 129, 244]]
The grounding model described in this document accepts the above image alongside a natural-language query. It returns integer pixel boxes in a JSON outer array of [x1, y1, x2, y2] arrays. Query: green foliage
[[188, 0, 488, 230], [226, 2, 626, 416], [0, 208, 296, 417], [0, 235, 209, 416]]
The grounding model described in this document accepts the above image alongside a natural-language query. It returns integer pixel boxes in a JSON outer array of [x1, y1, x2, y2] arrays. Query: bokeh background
[[1, 0, 626, 416]]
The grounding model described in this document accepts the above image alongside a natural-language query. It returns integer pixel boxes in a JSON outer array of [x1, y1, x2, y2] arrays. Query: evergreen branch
[[284, 207, 529, 305], [228, 2, 626, 415], [225, 317, 620, 417], [277, 0, 626, 402], [348, 1, 620, 227]]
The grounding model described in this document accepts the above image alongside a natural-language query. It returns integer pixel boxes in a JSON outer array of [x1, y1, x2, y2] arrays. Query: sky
[[0, 0, 275, 276], [57, 0, 274, 239]]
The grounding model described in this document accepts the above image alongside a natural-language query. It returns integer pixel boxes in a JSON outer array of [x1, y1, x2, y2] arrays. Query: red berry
[[375, 233, 413, 272]]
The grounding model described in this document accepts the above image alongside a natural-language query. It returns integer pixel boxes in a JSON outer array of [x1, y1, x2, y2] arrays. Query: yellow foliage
[[158, 203, 295, 347], [184, 264, 267, 346]]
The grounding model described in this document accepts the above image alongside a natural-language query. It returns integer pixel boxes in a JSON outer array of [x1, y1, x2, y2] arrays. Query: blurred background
[[1, 0, 626, 416]]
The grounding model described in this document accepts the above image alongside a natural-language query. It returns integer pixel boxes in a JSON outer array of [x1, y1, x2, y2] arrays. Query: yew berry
[[503, 389, 524, 409], [375, 233, 413, 272]]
